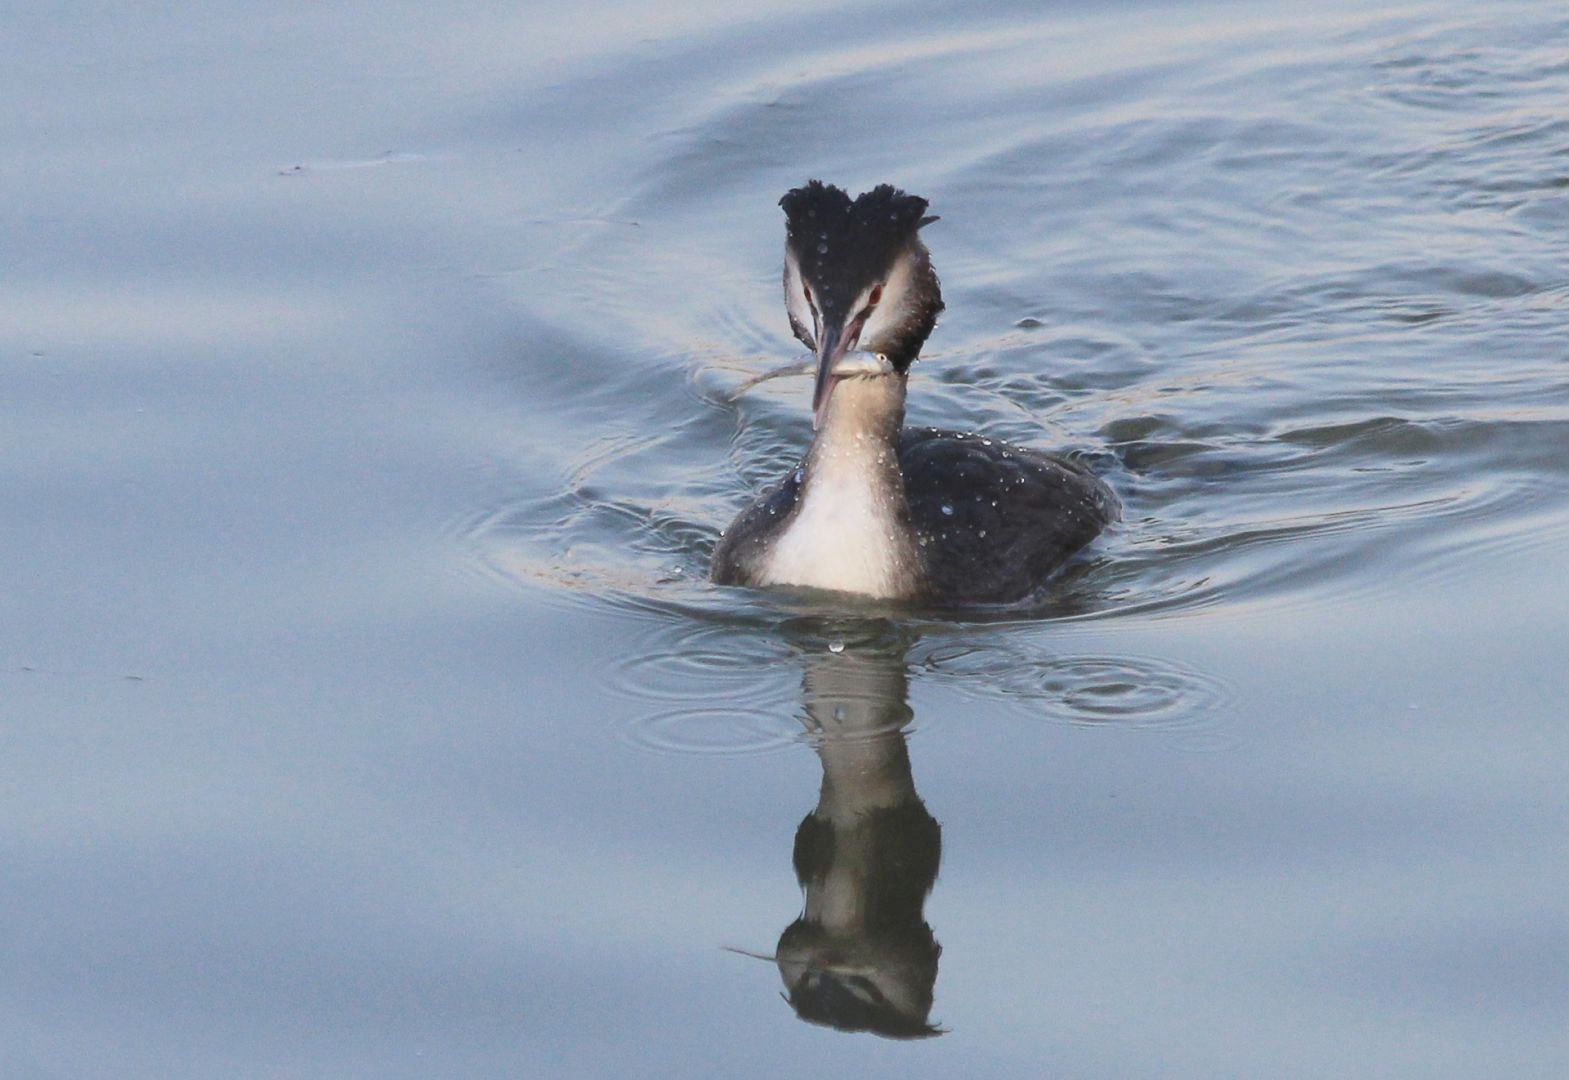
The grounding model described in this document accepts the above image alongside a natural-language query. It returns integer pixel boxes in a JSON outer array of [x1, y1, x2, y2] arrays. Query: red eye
[[867, 284, 883, 308], [803, 283, 813, 306]]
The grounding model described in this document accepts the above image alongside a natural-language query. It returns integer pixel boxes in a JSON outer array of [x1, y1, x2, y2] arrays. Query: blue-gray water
[[5, 1, 1568, 1076]]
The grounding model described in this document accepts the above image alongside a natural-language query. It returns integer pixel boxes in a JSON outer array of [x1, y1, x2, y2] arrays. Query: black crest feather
[[779, 181, 935, 318]]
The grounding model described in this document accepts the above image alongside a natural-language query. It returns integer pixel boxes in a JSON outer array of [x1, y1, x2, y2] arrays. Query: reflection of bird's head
[[781, 960, 942, 1039], [775, 926, 943, 1040]]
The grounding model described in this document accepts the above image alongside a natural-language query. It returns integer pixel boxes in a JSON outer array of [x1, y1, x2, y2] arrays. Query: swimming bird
[[711, 181, 1117, 606]]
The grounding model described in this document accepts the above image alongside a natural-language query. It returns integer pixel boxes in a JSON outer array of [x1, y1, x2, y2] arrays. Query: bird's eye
[[803, 282, 814, 308], [867, 284, 883, 308]]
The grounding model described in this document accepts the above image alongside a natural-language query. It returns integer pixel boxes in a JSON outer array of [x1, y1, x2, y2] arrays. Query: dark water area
[[5, 1, 1568, 1076]]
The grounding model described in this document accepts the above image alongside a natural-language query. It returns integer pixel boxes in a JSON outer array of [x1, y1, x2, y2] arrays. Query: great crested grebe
[[711, 181, 1117, 606]]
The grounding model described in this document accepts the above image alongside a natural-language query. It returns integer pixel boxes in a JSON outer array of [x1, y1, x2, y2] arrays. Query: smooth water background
[[5, 1, 1568, 1076]]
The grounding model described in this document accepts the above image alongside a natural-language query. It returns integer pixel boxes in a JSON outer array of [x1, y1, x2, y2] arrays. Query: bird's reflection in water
[[769, 622, 943, 1038]]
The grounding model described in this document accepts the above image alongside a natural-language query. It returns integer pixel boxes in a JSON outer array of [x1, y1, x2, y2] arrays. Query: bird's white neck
[[759, 374, 919, 599]]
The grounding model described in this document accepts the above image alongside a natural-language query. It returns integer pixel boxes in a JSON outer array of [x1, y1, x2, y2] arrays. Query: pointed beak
[[810, 317, 854, 430]]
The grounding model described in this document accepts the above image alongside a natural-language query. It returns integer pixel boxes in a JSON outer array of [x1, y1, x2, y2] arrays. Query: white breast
[[760, 433, 915, 599]]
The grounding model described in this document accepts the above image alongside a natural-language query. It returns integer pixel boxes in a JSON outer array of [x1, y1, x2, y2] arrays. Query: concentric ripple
[[607, 624, 798, 705], [619, 705, 804, 757], [916, 641, 1235, 748], [607, 621, 804, 756]]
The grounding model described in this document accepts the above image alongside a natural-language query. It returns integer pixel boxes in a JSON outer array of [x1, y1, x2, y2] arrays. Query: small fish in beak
[[812, 331, 896, 430]]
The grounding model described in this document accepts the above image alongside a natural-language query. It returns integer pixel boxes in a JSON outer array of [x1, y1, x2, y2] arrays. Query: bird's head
[[779, 181, 944, 428]]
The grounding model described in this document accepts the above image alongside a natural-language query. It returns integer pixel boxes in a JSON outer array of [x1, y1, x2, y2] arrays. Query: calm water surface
[[5, 0, 1568, 1076]]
